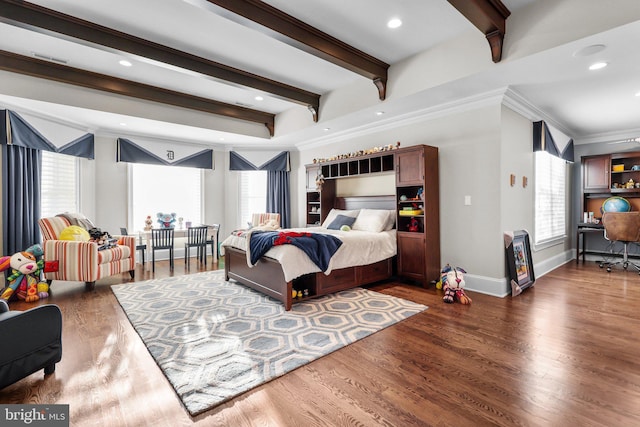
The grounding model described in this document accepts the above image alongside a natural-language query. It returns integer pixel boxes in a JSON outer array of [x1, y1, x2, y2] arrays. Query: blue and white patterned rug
[[111, 270, 427, 416]]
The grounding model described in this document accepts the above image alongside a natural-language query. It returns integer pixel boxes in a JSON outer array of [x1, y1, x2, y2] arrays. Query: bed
[[222, 195, 397, 310]]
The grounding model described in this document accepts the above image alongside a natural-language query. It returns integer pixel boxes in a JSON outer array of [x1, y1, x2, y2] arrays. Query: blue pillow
[[327, 214, 357, 230]]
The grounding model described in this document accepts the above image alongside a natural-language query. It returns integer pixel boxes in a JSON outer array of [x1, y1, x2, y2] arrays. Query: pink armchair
[[38, 216, 136, 290]]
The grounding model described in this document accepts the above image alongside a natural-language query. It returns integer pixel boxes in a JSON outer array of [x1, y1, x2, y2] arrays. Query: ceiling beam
[[0, 50, 275, 136], [0, 0, 319, 120], [447, 0, 511, 62], [185, 0, 390, 100]]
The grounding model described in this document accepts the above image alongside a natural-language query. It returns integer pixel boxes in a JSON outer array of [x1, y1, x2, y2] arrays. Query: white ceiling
[[0, 0, 639, 148]]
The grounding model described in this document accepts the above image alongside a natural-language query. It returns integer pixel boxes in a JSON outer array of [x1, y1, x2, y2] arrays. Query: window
[[130, 163, 202, 231], [534, 151, 566, 245], [238, 171, 267, 228], [41, 151, 78, 218]]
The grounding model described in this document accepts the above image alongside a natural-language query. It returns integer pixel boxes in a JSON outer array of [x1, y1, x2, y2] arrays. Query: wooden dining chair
[[206, 224, 221, 262], [151, 228, 175, 272], [185, 226, 208, 269]]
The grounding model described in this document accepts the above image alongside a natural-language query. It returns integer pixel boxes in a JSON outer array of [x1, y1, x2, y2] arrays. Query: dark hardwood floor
[[1, 257, 639, 426]]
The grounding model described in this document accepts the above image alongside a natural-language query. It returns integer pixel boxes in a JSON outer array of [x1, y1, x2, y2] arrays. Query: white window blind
[[535, 151, 566, 245], [130, 163, 202, 231], [41, 151, 78, 218], [238, 171, 267, 228]]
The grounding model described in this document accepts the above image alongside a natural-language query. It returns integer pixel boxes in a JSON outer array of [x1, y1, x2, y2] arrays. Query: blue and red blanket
[[248, 231, 342, 272]]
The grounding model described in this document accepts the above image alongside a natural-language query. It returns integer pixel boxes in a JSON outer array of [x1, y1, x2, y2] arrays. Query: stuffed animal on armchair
[[440, 264, 472, 305], [0, 244, 50, 303], [156, 212, 177, 229]]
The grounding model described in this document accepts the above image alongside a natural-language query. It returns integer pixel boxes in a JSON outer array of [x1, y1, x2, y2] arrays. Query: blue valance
[[533, 120, 574, 163], [229, 151, 290, 171], [116, 138, 214, 169], [1, 110, 94, 159]]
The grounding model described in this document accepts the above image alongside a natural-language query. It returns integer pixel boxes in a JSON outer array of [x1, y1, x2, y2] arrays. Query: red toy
[[407, 217, 419, 232]]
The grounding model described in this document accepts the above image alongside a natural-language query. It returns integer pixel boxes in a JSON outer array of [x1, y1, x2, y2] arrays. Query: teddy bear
[[0, 244, 49, 303], [157, 212, 177, 228], [440, 264, 472, 305]]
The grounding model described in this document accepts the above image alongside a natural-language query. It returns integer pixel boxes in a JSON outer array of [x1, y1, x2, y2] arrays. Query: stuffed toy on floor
[[0, 244, 50, 303], [440, 264, 472, 305]]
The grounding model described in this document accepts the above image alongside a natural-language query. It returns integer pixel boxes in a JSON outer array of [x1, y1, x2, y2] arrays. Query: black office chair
[[185, 226, 208, 269], [206, 224, 221, 263], [599, 212, 640, 274], [120, 227, 147, 265], [151, 228, 175, 272]]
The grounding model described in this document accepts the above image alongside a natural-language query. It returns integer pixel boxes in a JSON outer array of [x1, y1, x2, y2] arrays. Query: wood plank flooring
[[1, 258, 639, 426]]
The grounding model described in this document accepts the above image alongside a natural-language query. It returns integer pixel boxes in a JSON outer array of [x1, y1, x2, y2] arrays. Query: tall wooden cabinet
[[395, 145, 440, 284], [304, 144, 441, 286]]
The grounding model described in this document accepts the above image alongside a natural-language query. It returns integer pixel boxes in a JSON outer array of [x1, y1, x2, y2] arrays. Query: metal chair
[[120, 227, 147, 265], [599, 212, 640, 274], [185, 226, 208, 269], [151, 228, 175, 272], [206, 224, 221, 262]]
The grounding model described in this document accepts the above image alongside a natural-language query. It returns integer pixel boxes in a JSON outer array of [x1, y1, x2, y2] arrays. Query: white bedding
[[221, 227, 396, 282]]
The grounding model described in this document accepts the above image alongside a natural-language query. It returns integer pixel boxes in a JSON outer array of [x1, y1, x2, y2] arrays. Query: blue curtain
[[2, 144, 42, 254], [266, 171, 290, 228]]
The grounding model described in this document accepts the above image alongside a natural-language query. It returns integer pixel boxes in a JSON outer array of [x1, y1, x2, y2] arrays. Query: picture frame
[[504, 230, 535, 296]]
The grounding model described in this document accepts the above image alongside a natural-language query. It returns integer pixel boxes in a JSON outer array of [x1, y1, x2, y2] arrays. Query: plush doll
[[0, 244, 49, 303], [440, 264, 472, 305], [157, 212, 177, 229], [144, 215, 153, 231]]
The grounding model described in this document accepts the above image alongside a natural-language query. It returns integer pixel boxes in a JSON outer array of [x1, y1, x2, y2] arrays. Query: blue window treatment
[[1, 110, 93, 254], [2, 144, 42, 254], [533, 121, 574, 162], [267, 170, 291, 228], [116, 138, 214, 169], [231, 151, 291, 226]]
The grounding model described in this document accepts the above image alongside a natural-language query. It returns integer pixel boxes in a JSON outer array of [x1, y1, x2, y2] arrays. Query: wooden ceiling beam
[[0, 0, 319, 120], [447, 0, 511, 62], [0, 50, 275, 136], [186, 0, 390, 100]]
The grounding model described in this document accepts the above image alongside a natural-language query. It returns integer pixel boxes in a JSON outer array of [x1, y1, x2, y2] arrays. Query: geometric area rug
[[111, 270, 428, 416]]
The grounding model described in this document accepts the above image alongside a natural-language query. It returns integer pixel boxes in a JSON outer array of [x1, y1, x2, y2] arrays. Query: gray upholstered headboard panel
[[335, 195, 395, 210]]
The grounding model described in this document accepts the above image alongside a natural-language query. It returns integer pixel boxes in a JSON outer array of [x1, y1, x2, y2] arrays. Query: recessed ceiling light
[[254, 96, 264, 101], [323, 127, 330, 131], [635, 91, 640, 97], [119, 122, 127, 126], [573, 44, 606, 57], [219, 137, 225, 141], [588, 62, 608, 70], [387, 18, 402, 29], [375, 111, 385, 116], [119, 60, 132, 67]]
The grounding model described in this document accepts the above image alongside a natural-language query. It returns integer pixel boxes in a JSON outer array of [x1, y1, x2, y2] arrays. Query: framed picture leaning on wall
[[504, 229, 535, 296]]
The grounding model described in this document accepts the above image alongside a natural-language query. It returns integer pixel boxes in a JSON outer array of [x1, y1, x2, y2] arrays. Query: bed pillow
[[384, 209, 396, 231], [352, 209, 392, 233], [321, 209, 360, 228], [326, 214, 357, 230]]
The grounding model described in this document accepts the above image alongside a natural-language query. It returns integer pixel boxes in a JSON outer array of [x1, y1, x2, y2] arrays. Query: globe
[[601, 196, 631, 213]]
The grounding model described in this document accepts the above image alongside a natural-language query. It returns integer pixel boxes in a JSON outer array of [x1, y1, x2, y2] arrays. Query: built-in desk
[[576, 223, 604, 264]]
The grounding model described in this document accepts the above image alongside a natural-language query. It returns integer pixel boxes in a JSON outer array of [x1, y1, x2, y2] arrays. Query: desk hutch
[[305, 144, 440, 285], [579, 151, 640, 262]]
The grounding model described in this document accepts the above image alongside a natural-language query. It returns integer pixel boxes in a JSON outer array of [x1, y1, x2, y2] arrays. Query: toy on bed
[[0, 244, 50, 303], [440, 264, 472, 305], [157, 212, 177, 228]]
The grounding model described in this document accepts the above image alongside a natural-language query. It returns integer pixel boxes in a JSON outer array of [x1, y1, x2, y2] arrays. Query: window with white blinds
[[534, 151, 566, 245], [238, 171, 267, 228], [41, 151, 78, 218], [130, 163, 202, 231]]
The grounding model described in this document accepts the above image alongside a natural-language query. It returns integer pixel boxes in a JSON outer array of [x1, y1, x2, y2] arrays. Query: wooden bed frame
[[224, 195, 396, 310]]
